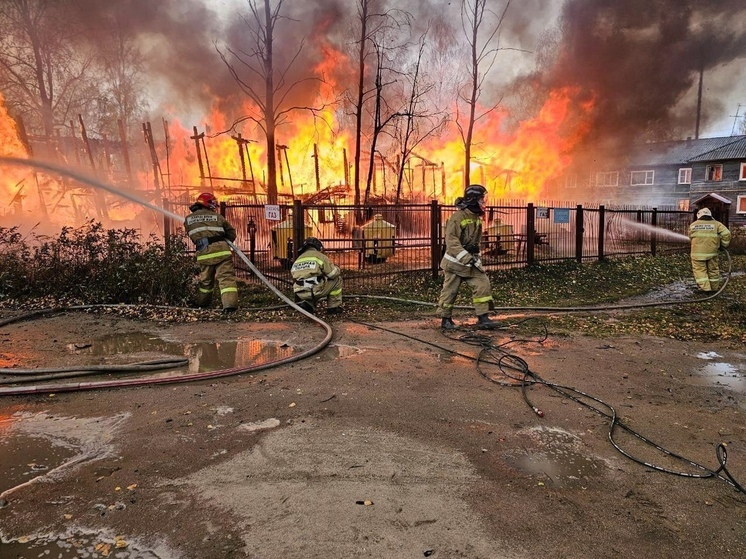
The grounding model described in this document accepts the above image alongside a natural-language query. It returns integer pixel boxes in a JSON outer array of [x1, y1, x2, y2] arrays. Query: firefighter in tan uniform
[[689, 207, 731, 292], [437, 184, 499, 329], [290, 237, 343, 314], [184, 192, 239, 311]]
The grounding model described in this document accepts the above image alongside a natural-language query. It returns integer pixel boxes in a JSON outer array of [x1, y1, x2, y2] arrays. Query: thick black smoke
[[533, 0, 746, 147]]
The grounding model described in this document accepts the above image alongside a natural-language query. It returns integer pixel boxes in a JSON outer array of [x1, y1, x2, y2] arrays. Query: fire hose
[[0, 156, 333, 397], [348, 318, 745, 495]]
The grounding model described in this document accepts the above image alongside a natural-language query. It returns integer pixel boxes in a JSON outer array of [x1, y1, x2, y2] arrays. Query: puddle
[[0, 412, 126, 500], [692, 361, 746, 393], [0, 414, 175, 559], [506, 427, 606, 487], [314, 344, 367, 361], [75, 333, 296, 374], [0, 433, 76, 494], [0, 532, 167, 558]]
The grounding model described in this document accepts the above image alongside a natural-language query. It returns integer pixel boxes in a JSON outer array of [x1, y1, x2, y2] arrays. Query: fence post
[[247, 217, 257, 264], [292, 199, 304, 262], [575, 204, 584, 263], [527, 203, 535, 265], [219, 200, 226, 217], [430, 199, 440, 280], [597, 205, 605, 261], [651, 208, 657, 256]]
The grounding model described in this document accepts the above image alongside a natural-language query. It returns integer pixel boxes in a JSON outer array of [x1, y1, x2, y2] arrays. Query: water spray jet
[[618, 217, 690, 243], [0, 156, 333, 397]]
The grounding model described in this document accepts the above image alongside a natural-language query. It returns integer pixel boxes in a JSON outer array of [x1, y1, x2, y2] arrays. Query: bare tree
[[0, 0, 95, 140], [457, 0, 510, 189], [216, 0, 326, 204], [90, 16, 148, 138], [392, 31, 446, 204], [351, 0, 412, 214]]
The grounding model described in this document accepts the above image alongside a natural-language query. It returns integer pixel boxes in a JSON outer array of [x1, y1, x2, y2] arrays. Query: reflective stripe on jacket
[[290, 248, 340, 294], [184, 208, 237, 265], [440, 208, 482, 274], [689, 218, 731, 260]]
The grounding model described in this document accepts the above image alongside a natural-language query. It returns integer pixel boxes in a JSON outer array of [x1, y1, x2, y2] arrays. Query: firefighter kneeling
[[290, 237, 343, 315]]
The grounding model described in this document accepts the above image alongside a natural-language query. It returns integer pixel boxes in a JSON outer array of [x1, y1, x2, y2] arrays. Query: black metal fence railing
[[164, 200, 693, 290]]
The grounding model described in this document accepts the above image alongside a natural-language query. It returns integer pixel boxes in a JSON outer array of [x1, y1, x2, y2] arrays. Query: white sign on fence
[[264, 204, 281, 221]]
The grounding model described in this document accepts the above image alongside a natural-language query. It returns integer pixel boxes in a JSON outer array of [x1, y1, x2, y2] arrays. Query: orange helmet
[[196, 192, 218, 210]]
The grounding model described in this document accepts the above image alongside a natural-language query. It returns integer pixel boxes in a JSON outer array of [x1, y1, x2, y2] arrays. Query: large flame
[[1, 43, 595, 230]]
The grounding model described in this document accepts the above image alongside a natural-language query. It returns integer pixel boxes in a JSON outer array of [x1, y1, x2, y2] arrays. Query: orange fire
[[1, 44, 595, 229], [0, 93, 31, 221]]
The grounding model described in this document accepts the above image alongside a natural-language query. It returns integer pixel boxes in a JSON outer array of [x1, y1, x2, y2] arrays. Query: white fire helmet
[[696, 207, 712, 219]]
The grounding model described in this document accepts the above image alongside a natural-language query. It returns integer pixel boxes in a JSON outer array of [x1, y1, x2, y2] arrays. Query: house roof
[[688, 135, 746, 162], [628, 135, 746, 166], [693, 192, 732, 205]]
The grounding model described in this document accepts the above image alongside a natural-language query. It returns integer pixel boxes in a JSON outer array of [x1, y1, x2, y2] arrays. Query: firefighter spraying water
[[689, 207, 731, 292], [184, 192, 239, 312]]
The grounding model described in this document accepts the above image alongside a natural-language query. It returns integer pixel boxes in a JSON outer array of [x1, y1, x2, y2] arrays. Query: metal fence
[[165, 199, 693, 290]]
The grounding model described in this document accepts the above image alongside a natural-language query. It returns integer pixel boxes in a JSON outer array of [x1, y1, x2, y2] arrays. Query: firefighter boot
[[475, 314, 500, 330], [441, 317, 457, 330], [296, 300, 316, 314]]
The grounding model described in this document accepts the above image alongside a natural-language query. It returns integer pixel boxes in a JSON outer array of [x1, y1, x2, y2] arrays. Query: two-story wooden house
[[556, 135, 746, 227]]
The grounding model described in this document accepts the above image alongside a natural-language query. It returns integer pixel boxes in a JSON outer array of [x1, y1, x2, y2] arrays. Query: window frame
[[595, 171, 619, 187], [630, 170, 655, 186], [678, 168, 692, 185], [737, 195, 746, 214], [740, 162, 746, 181], [706, 164, 723, 181]]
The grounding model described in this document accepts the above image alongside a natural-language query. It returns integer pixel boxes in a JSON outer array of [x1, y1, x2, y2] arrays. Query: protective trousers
[[691, 257, 720, 292], [437, 269, 492, 318], [196, 258, 239, 309], [294, 276, 343, 310]]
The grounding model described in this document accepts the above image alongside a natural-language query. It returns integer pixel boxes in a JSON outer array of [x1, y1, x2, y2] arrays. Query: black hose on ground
[[349, 318, 745, 496]]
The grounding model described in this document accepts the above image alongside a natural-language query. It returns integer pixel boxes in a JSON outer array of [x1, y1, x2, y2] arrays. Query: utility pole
[[313, 143, 321, 192], [276, 144, 294, 198], [232, 133, 257, 195], [191, 126, 206, 188], [142, 122, 162, 196], [163, 119, 172, 194], [695, 64, 704, 139], [730, 103, 744, 136]]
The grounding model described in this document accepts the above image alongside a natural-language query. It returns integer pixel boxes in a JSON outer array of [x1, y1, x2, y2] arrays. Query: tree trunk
[[264, 0, 278, 204], [353, 0, 368, 220]]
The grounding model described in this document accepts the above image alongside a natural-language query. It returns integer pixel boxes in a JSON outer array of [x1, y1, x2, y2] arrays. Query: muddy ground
[[0, 310, 744, 559]]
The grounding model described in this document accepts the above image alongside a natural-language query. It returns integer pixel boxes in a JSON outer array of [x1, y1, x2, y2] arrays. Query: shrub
[[0, 221, 194, 305]]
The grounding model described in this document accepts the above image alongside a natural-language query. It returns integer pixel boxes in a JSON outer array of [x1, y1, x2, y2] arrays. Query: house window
[[706, 164, 723, 181], [678, 168, 692, 184], [740, 162, 746, 181], [678, 199, 690, 211], [738, 196, 746, 214], [565, 174, 577, 189], [630, 170, 654, 186], [595, 171, 619, 187]]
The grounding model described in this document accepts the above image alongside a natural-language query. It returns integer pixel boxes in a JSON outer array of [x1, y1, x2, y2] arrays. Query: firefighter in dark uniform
[[437, 184, 499, 329], [290, 237, 343, 314], [689, 207, 731, 292], [184, 192, 239, 311]]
